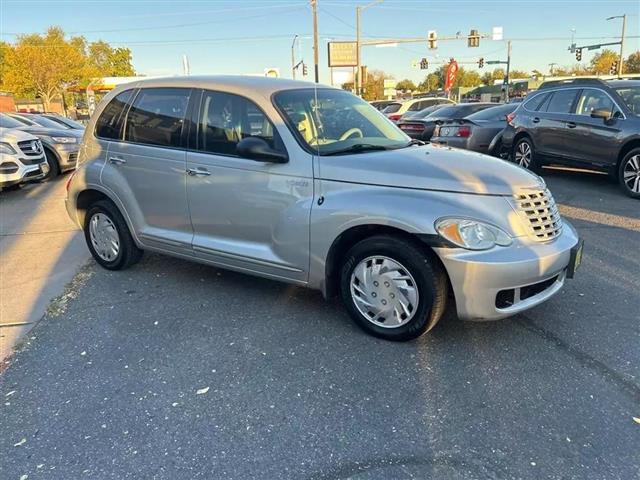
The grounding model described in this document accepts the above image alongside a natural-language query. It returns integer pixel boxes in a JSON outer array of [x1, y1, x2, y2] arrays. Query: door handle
[[187, 167, 211, 177], [566, 122, 577, 129], [109, 156, 126, 165], [532, 117, 540, 124]]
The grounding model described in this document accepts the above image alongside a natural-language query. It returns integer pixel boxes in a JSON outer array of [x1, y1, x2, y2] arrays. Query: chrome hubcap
[[623, 154, 640, 193], [350, 256, 419, 329], [89, 213, 120, 262], [514, 141, 532, 168]]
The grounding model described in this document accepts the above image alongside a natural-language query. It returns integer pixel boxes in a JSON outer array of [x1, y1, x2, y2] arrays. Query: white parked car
[[382, 97, 455, 122], [0, 127, 49, 190]]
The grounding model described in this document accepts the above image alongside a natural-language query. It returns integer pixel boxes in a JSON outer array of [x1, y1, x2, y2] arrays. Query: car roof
[[121, 75, 330, 97], [606, 79, 640, 88]]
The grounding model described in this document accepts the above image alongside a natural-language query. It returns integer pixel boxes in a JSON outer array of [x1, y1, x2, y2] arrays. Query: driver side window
[[575, 89, 616, 117], [197, 91, 283, 156]]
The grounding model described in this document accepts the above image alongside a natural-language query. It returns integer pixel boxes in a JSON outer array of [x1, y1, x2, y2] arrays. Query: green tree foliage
[[395, 79, 416, 92], [418, 73, 441, 92], [1, 26, 135, 109], [481, 68, 505, 86], [625, 51, 640, 73], [342, 70, 391, 100]]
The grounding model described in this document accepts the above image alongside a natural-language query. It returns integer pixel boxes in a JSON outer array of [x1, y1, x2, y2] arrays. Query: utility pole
[[291, 35, 299, 79], [606, 14, 626, 76], [311, 0, 319, 83], [504, 40, 512, 102], [356, 0, 383, 96], [548, 62, 557, 76]]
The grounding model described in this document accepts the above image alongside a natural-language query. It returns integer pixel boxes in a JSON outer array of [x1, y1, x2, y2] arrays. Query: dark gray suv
[[502, 78, 640, 198]]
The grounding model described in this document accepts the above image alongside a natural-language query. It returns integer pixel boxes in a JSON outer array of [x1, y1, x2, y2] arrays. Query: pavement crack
[[515, 317, 640, 402]]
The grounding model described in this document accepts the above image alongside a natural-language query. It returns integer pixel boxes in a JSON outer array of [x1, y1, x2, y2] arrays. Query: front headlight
[[50, 136, 77, 144], [435, 218, 513, 250], [0, 142, 17, 155]]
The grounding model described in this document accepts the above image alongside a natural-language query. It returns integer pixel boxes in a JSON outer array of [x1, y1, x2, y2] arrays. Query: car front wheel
[[340, 235, 447, 341], [619, 148, 640, 199], [84, 200, 143, 270]]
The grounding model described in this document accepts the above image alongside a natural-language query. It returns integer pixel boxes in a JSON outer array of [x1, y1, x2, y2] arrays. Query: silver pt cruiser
[[66, 76, 583, 341]]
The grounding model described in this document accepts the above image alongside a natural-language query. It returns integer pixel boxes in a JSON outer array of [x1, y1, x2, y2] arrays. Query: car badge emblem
[[31, 140, 42, 154]]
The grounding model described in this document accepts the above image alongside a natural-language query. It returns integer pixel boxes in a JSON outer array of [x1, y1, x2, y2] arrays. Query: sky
[[1, 0, 639, 85]]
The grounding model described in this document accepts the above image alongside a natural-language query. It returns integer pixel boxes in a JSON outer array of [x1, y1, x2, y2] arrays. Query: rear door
[[535, 89, 579, 158], [101, 87, 193, 253], [185, 89, 312, 283], [569, 88, 624, 168]]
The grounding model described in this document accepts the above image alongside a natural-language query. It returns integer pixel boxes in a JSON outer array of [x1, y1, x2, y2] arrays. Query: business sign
[[264, 68, 280, 78], [444, 60, 459, 92], [328, 42, 358, 67]]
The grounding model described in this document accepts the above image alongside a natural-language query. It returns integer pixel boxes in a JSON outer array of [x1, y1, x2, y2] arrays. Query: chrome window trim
[[523, 86, 626, 119]]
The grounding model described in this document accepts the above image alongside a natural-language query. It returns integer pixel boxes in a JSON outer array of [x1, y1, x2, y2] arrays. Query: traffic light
[[302, 63, 308, 76], [468, 29, 480, 48], [575, 48, 582, 61], [420, 58, 428, 70], [428, 30, 437, 50], [610, 60, 618, 75], [478, 57, 484, 68]]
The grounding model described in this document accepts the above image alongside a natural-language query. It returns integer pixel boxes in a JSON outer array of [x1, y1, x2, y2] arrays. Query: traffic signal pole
[[619, 14, 626, 76], [311, 0, 319, 83], [505, 40, 512, 102]]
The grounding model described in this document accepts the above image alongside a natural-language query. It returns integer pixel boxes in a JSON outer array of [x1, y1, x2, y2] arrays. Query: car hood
[[318, 143, 543, 195], [0, 127, 38, 143], [16, 126, 83, 138]]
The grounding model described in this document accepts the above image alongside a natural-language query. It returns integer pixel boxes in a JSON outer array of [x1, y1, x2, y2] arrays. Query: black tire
[[84, 200, 143, 270], [512, 136, 540, 172], [339, 235, 448, 341], [42, 149, 60, 181], [618, 148, 640, 199]]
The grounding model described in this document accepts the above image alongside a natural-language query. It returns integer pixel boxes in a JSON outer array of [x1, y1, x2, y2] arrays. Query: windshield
[[44, 115, 84, 129], [615, 86, 640, 116], [466, 103, 517, 121], [274, 88, 409, 155], [0, 114, 25, 128], [6, 114, 36, 126], [412, 104, 446, 119], [29, 114, 72, 129], [381, 103, 401, 114]]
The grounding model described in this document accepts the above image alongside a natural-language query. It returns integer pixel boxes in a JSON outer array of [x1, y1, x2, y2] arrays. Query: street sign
[[327, 41, 358, 67], [383, 79, 397, 89], [492, 26, 503, 41]]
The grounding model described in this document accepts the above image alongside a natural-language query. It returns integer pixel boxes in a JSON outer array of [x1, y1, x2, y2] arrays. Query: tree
[[590, 49, 619, 75], [341, 69, 390, 100], [395, 79, 416, 92], [481, 68, 505, 85], [2, 27, 88, 110], [625, 51, 640, 73], [88, 41, 135, 77], [508, 70, 530, 79], [456, 68, 482, 88], [418, 72, 441, 92]]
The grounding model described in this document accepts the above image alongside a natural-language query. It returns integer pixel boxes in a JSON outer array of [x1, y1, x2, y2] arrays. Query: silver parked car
[[65, 76, 583, 341]]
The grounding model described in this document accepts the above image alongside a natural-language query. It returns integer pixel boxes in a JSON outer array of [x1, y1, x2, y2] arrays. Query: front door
[[185, 90, 312, 283], [102, 87, 193, 252], [569, 88, 625, 169], [535, 88, 579, 159]]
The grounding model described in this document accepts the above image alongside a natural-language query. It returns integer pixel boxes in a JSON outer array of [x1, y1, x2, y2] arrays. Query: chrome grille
[[514, 189, 562, 241], [17, 139, 43, 157]]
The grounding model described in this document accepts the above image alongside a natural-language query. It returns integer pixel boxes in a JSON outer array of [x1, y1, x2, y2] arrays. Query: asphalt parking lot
[[0, 168, 638, 480]]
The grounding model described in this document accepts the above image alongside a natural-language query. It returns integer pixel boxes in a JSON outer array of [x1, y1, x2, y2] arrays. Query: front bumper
[[50, 143, 79, 171], [0, 155, 48, 187], [435, 220, 580, 321]]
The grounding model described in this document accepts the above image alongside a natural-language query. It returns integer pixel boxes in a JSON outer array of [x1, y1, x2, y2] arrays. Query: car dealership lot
[[0, 168, 638, 479]]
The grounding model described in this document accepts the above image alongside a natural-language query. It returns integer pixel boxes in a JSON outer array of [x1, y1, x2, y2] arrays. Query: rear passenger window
[[198, 91, 282, 156], [95, 90, 135, 140], [124, 88, 190, 148], [544, 90, 578, 114], [523, 92, 549, 111]]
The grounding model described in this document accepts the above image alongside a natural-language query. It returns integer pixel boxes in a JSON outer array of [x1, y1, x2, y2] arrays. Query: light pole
[[291, 35, 299, 79], [311, 0, 319, 83], [606, 14, 626, 76], [356, 0, 383, 96]]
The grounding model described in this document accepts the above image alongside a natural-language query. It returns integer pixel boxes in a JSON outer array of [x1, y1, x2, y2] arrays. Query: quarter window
[[124, 88, 190, 148], [523, 92, 549, 112], [197, 91, 281, 156], [544, 90, 578, 114], [575, 89, 615, 116], [95, 90, 135, 140]]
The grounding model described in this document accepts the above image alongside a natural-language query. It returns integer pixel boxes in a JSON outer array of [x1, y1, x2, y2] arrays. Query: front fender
[[308, 180, 520, 292]]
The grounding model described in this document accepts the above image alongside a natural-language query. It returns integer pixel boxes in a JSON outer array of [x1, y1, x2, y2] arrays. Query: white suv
[[0, 127, 48, 190]]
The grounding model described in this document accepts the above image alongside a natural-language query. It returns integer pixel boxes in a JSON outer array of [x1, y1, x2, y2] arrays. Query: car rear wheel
[[619, 148, 640, 199], [339, 235, 447, 341], [84, 200, 143, 270], [513, 137, 538, 171]]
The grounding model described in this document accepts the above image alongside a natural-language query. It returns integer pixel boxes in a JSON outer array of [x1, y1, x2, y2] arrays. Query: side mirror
[[236, 137, 288, 163], [590, 108, 611, 121]]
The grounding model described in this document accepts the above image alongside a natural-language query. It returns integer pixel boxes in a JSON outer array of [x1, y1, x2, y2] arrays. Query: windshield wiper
[[324, 143, 390, 156], [405, 139, 425, 146]]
